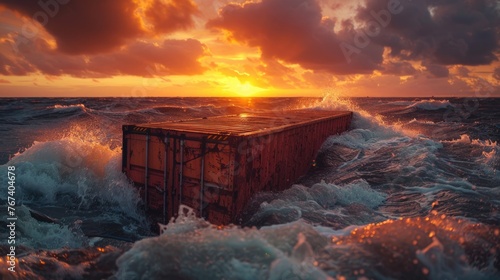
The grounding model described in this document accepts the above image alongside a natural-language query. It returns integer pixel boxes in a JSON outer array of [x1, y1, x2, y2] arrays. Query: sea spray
[[117, 206, 331, 280]]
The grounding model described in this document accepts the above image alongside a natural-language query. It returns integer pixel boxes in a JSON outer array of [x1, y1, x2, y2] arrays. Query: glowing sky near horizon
[[0, 0, 499, 97]]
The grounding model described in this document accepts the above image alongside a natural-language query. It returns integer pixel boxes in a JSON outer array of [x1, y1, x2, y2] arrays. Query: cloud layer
[[0, 0, 198, 54], [0, 0, 498, 86], [0, 36, 207, 77], [207, 0, 384, 74], [0, 0, 207, 77], [208, 0, 500, 75], [357, 0, 500, 66]]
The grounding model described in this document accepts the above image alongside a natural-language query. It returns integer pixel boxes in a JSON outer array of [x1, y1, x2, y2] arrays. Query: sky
[[0, 0, 499, 97]]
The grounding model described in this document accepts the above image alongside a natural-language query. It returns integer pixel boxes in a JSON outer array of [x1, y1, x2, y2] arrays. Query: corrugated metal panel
[[136, 110, 351, 136], [122, 110, 353, 227]]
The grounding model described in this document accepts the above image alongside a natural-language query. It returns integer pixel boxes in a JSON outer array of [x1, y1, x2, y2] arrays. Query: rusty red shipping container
[[122, 110, 353, 226]]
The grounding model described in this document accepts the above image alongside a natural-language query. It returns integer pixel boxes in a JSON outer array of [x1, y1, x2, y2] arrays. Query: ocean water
[[0, 96, 499, 279]]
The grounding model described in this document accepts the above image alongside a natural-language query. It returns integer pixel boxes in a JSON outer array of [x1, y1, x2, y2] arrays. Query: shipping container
[[122, 110, 352, 226]]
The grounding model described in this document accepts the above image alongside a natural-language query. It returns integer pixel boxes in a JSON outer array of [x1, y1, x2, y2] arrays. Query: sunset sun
[[227, 81, 265, 97]]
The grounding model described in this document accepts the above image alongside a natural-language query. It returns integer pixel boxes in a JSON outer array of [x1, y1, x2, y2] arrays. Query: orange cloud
[[494, 67, 500, 80], [0, 35, 207, 77], [207, 0, 383, 74], [145, 0, 198, 33], [0, 0, 198, 54]]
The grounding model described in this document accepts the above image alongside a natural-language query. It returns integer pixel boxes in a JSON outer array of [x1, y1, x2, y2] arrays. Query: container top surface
[[134, 110, 352, 136]]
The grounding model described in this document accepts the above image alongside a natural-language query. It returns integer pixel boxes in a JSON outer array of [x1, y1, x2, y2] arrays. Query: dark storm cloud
[[422, 61, 449, 78], [0, 36, 207, 77], [356, 0, 500, 66], [0, 0, 198, 54], [381, 61, 418, 75], [207, 0, 499, 76], [207, 0, 383, 74]]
